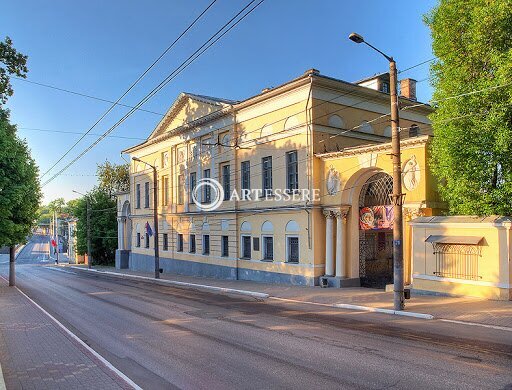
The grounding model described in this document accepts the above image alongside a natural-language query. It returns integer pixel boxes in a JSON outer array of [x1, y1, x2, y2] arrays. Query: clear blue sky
[[1, 0, 437, 204]]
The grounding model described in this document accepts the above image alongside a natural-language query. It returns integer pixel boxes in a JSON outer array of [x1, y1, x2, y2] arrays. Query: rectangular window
[[177, 174, 184, 204], [203, 235, 210, 255], [242, 235, 251, 259], [287, 237, 299, 263], [203, 169, 211, 203], [262, 156, 273, 196], [286, 151, 299, 192], [189, 172, 196, 204], [145, 232, 150, 248], [221, 235, 229, 257], [163, 176, 169, 206], [136, 184, 141, 209], [144, 182, 150, 208], [189, 234, 196, 253], [177, 234, 183, 252], [253, 237, 260, 252], [136, 233, 141, 247], [163, 233, 168, 251], [241, 161, 250, 199], [222, 164, 230, 200], [263, 236, 273, 261]]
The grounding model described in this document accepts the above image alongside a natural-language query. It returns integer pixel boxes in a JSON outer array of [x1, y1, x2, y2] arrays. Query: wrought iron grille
[[359, 173, 393, 207], [432, 243, 482, 280]]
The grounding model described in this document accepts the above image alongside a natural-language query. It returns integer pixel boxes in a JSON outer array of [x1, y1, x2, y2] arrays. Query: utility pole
[[349, 32, 405, 310], [54, 210, 59, 264], [87, 196, 92, 269], [132, 157, 160, 279]]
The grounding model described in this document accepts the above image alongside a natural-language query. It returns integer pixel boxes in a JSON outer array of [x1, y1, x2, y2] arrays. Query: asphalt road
[[2, 235, 512, 389]]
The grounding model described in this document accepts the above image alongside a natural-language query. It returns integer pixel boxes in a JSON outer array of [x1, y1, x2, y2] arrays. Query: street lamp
[[132, 157, 160, 279], [73, 190, 93, 269], [349, 32, 405, 310]]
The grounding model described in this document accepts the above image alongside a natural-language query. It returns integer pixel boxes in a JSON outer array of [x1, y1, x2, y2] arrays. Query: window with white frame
[[203, 235, 210, 255], [177, 234, 183, 252], [241, 235, 251, 259], [221, 235, 229, 257], [286, 150, 298, 192], [287, 236, 299, 263], [263, 236, 273, 261]]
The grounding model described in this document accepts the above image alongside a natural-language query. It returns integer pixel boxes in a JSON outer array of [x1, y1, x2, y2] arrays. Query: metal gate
[[359, 173, 394, 288]]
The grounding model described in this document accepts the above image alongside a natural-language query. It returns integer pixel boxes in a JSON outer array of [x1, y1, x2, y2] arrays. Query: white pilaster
[[335, 209, 348, 278], [324, 210, 334, 276]]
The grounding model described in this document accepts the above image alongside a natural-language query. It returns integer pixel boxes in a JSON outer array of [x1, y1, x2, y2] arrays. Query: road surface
[[1, 235, 511, 389]]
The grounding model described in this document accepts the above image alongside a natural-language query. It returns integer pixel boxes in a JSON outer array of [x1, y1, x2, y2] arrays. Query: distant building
[[117, 69, 437, 288]]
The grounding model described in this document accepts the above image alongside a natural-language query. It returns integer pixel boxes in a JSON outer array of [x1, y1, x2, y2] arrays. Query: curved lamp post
[[349, 32, 405, 310]]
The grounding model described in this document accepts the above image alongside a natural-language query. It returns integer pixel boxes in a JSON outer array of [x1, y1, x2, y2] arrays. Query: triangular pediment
[[148, 93, 235, 140]]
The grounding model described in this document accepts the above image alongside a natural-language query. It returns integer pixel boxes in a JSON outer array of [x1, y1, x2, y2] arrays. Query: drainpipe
[[233, 107, 239, 280]]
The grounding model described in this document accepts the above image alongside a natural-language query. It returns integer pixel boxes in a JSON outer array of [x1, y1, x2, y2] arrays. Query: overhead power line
[[42, 0, 265, 188], [12, 77, 165, 116], [40, 0, 218, 179], [18, 127, 146, 141]]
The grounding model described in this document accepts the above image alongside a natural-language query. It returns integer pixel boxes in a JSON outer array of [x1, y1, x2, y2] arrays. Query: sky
[[1, 0, 437, 204]]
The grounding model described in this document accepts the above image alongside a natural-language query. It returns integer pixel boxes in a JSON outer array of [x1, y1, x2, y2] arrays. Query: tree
[[0, 108, 41, 284], [425, 0, 512, 215], [74, 188, 117, 265], [97, 161, 130, 197], [0, 36, 28, 104]]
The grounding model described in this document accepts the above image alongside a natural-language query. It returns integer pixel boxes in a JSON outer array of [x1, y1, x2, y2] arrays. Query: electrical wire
[[40, 0, 218, 179], [41, 0, 265, 188]]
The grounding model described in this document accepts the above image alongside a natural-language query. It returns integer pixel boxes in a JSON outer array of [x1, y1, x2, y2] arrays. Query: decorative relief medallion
[[326, 165, 341, 195], [402, 155, 420, 191]]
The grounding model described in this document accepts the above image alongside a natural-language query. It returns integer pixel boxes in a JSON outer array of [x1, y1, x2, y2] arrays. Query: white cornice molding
[[317, 135, 429, 160]]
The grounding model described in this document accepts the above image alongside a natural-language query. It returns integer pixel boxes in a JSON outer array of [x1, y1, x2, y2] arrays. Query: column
[[117, 217, 125, 250], [324, 210, 334, 276], [335, 210, 348, 278]]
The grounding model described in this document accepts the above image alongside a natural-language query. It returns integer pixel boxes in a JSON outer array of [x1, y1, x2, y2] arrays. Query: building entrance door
[[358, 173, 394, 288]]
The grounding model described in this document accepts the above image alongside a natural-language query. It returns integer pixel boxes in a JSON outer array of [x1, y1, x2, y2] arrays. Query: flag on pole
[[145, 222, 153, 237]]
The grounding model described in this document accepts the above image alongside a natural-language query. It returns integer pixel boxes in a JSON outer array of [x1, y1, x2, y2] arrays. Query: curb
[[333, 303, 434, 319], [69, 267, 270, 301]]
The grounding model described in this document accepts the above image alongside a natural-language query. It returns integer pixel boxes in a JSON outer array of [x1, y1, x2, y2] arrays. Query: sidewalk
[[84, 265, 512, 329], [0, 279, 136, 390]]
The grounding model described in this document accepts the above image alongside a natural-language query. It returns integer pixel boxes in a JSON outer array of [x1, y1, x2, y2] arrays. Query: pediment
[[148, 93, 234, 140]]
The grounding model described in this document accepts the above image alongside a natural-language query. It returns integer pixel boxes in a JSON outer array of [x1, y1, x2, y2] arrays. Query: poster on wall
[[359, 206, 394, 230]]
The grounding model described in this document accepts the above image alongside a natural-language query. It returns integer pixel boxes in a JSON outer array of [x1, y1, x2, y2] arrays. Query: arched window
[[285, 220, 300, 232], [261, 221, 274, 232], [284, 116, 300, 130], [360, 121, 374, 134], [409, 124, 419, 137], [240, 221, 252, 232], [328, 115, 344, 129], [260, 124, 273, 140]]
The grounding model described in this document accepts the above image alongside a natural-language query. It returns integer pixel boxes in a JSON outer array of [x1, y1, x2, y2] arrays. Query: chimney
[[400, 78, 417, 101]]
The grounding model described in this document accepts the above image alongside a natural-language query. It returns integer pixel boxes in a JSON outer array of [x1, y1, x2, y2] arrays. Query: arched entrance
[[358, 172, 394, 288]]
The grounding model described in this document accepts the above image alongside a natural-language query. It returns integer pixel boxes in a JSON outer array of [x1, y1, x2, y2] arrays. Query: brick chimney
[[400, 78, 417, 101]]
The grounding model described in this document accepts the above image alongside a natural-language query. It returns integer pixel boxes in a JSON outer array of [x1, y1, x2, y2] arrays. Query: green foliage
[[74, 188, 117, 265], [0, 108, 41, 246], [97, 161, 129, 197], [0, 36, 28, 104], [425, 0, 512, 215], [48, 198, 65, 214]]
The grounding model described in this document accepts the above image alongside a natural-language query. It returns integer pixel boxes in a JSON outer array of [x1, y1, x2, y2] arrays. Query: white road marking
[[45, 267, 77, 275], [439, 319, 512, 332], [0, 358, 6, 390], [0, 275, 142, 390]]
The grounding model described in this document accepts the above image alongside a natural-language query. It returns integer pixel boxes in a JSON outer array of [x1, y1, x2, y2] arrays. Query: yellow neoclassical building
[[116, 68, 438, 287]]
